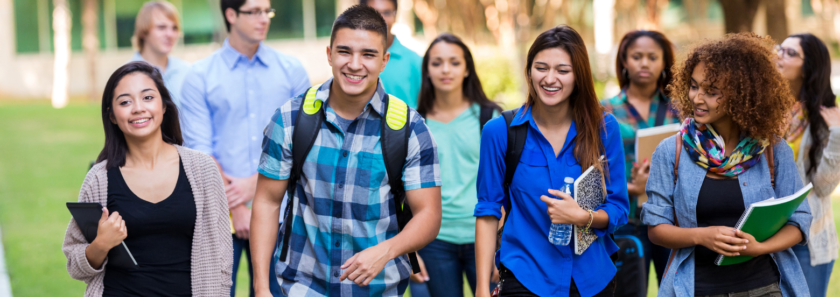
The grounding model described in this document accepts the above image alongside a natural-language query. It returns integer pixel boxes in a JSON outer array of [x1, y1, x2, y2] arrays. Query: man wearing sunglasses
[[179, 0, 310, 296]]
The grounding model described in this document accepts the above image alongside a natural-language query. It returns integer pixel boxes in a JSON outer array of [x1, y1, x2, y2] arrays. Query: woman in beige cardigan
[[777, 33, 840, 297], [63, 61, 232, 296]]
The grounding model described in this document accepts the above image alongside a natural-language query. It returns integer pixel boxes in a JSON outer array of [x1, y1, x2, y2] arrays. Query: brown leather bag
[[661, 134, 775, 277]]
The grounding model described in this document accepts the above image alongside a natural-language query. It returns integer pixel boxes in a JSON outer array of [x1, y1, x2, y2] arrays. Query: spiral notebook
[[714, 183, 812, 266], [572, 156, 607, 255]]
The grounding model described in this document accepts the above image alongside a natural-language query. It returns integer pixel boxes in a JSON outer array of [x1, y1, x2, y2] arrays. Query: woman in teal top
[[599, 30, 679, 285], [413, 33, 502, 297]]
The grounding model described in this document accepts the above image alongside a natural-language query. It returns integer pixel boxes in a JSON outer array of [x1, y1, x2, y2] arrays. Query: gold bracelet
[[583, 210, 594, 233]]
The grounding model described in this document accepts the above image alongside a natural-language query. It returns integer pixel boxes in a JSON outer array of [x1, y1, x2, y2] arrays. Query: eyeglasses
[[238, 8, 276, 19], [377, 9, 396, 18], [774, 45, 804, 60]]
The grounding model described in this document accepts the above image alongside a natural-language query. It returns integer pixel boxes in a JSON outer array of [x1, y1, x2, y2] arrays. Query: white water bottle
[[548, 177, 575, 246]]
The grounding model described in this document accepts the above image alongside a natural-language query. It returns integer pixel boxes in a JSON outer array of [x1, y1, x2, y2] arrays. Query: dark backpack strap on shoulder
[[380, 95, 421, 274], [479, 105, 494, 134], [280, 86, 324, 262], [766, 145, 775, 189], [497, 108, 527, 243]]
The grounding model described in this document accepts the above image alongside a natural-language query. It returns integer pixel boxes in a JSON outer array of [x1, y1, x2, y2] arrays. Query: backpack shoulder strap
[[479, 105, 494, 134], [500, 108, 527, 226], [279, 84, 324, 262], [766, 145, 775, 189], [665, 133, 682, 277], [379, 95, 422, 274]]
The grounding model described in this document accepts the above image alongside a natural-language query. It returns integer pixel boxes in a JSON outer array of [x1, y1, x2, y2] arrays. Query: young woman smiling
[[63, 62, 232, 296], [474, 26, 629, 297], [776, 33, 840, 297], [412, 33, 502, 297], [642, 33, 812, 297]]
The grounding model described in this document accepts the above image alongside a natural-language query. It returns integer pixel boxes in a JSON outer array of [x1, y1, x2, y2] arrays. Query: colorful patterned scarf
[[785, 102, 807, 143], [680, 118, 769, 176]]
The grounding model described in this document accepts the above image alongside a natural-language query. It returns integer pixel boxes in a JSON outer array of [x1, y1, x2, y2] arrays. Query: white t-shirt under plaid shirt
[[258, 79, 441, 297]]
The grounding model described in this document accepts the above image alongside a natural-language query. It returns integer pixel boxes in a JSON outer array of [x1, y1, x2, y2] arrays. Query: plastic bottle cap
[[564, 177, 574, 183]]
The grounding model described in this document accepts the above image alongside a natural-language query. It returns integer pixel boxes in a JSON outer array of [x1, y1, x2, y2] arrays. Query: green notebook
[[715, 183, 812, 266]]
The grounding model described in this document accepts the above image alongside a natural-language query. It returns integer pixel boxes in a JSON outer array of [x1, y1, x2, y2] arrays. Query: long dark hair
[[615, 30, 675, 95], [417, 33, 501, 116], [790, 33, 838, 176], [525, 26, 604, 173], [96, 61, 183, 169]]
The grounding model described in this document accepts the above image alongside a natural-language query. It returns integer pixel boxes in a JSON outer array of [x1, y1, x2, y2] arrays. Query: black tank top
[[103, 158, 196, 296]]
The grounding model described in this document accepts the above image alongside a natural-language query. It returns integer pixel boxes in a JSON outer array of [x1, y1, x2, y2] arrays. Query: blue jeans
[[408, 240, 496, 297], [792, 244, 834, 297], [231, 235, 284, 297]]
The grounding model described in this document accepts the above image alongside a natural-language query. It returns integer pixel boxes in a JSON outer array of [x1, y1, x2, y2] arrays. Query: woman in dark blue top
[[474, 26, 629, 297]]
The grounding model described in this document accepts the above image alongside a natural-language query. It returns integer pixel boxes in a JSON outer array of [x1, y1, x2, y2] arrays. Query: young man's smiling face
[[327, 28, 390, 98]]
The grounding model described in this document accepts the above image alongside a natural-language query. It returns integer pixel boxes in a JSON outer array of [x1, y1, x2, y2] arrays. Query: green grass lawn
[[0, 101, 838, 296]]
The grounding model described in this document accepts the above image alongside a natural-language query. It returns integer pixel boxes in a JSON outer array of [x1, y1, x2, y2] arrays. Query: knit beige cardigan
[[62, 145, 233, 296]]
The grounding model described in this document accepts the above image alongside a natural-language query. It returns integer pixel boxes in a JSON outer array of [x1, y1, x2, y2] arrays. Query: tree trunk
[[52, 0, 70, 109], [764, 0, 788, 42], [720, 0, 761, 33], [83, 0, 99, 103]]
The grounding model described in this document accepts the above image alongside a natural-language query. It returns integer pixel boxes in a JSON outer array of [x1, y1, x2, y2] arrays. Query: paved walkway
[[0, 227, 12, 297]]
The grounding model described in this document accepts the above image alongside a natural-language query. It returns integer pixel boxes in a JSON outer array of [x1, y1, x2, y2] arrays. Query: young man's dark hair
[[330, 5, 388, 48], [359, 0, 397, 11], [220, 0, 246, 32]]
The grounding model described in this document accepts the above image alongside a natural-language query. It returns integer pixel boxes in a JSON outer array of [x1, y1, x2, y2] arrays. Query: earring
[[622, 68, 628, 79]]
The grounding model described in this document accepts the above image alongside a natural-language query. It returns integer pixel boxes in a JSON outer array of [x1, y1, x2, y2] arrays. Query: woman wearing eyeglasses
[[776, 33, 840, 297]]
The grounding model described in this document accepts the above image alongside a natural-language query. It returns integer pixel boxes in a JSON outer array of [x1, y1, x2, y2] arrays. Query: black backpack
[[496, 109, 528, 247], [279, 87, 494, 274], [611, 234, 647, 297], [278, 85, 419, 273]]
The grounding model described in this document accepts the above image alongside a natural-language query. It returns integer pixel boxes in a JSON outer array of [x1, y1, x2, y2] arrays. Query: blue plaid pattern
[[258, 78, 441, 297]]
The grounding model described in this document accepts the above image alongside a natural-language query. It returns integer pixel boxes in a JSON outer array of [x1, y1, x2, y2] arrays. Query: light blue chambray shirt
[[128, 52, 191, 107], [179, 39, 310, 178], [641, 135, 812, 297]]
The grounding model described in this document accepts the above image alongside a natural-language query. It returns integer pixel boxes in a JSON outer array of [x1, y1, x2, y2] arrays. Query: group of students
[[59, 0, 840, 296]]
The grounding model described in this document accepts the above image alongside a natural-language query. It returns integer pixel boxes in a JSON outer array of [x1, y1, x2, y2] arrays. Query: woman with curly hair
[[641, 33, 812, 297], [777, 33, 840, 297]]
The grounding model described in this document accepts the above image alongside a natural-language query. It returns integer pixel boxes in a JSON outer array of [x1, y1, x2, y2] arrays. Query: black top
[[694, 176, 779, 295], [103, 158, 196, 297]]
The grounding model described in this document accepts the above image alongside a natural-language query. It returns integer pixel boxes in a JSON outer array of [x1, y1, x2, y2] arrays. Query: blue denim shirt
[[641, 135, 812, 297], [475, 106, 629, 297]]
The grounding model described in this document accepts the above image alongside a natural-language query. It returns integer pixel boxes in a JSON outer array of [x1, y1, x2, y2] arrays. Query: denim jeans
[[231, 235, 284, 297], [407, 240, 496, 297], [792, 244, 834, 297]]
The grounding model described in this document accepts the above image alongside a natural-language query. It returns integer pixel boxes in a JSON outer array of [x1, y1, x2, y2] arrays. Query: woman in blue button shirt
[[475, 26, 629, 297], [642, 33, 811, 297]]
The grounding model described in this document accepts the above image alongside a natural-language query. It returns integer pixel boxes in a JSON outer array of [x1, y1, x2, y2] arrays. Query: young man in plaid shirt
[[250, 5, 442, 297]]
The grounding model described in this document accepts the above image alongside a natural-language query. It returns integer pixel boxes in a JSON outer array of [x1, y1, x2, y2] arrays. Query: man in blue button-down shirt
[[179, 0, 310, 295]]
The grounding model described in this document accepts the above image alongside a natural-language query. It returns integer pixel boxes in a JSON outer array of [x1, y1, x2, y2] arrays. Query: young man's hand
[[339, 242, 394, 286], [226, 173, 258, 208], [231, 204, 252, 239]]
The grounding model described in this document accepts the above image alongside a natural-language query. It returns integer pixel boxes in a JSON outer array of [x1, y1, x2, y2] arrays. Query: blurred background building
[[2, 0, 840, 104]]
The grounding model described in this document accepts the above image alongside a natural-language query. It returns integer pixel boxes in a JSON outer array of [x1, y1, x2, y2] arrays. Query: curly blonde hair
[[667, 32, 794, 143]]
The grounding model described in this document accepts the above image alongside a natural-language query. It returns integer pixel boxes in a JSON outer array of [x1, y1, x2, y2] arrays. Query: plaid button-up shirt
[[258, 79, 441, 297], [600, 89, 681, 182]]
